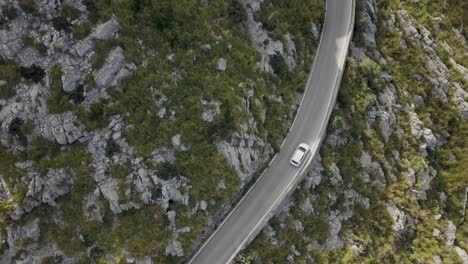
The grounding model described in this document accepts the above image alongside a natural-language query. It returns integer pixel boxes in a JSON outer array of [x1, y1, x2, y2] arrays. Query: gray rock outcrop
[[217, 132, 273, 183], [91, 16, 120, 40], [12, 168, 75, 220], [38, 112, 84, 145], [217, 58, 227, 71], [201, 99, 221, 123], [94, 46, 131, 87]]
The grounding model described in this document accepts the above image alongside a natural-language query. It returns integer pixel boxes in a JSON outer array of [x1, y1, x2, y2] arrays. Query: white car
[[290, 143, 310, 167]]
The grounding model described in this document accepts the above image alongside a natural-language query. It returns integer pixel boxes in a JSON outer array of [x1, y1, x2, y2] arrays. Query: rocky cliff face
[[241, 0, 468, 263]]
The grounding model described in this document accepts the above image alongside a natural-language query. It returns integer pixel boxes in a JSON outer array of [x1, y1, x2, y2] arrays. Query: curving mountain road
[[189, 1, 355, 263]]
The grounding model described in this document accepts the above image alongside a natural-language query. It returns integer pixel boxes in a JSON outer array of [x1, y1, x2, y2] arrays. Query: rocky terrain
[[0, 0, 466, 263], [241, 0, 468, 263], [0, 0, 324, 263]]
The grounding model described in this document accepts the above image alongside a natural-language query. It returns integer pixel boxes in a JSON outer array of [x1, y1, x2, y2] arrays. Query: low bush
[[46, 65, 74, 113], [52, 16, 71, 32], [228, 0, 248, 25], [22, 36, 47, 55], [62, 4, 81, 21], [19, 64, 45, 83]]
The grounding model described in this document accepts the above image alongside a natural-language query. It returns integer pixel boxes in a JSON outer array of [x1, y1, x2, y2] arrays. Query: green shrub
[[46, 65, 74, 113], [52, 15, 72, 32], [155, 162, 181, 180], [270, 54, 289, 80], [72, 22, 92, 40], [62, 4, 81, 21], [92, 39, 122, 70], [0, 200, 14, 239], [19, 64, 45, 83], [228, 0, 248, 25], [0, 60, 18, 83], [22, 36, 47, 55], [76, 99, 111, 130]]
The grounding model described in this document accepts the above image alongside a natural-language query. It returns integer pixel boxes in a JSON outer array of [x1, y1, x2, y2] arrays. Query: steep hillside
[[240, 0, 468, 263], [0, 0, 324, 262]]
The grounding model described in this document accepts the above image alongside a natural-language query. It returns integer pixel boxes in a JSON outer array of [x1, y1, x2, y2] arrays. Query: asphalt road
[[189, 1, 355, 263]]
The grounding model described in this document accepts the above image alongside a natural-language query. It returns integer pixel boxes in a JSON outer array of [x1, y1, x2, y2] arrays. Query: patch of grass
[[46, 65, 74, 113], [36, 144, 91, 174], [0, 59, 19, 99], [22, 36, 47, 55], [95, 205, 170, 258], [72, 22, 93, 40], [62, 4, 81, 21], [76, 98, 112, 130], [92, 39, 122, 70]]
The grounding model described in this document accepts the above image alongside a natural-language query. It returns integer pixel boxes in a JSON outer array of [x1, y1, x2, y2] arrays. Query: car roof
[[292, 148, 305, 162]]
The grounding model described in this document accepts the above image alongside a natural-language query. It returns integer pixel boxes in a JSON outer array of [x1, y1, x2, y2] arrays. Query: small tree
[[19, 64, 45, 83], [228, 0, 247, 25]]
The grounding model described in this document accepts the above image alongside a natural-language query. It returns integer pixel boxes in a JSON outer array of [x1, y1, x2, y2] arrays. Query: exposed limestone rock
[[74, 16, 120, 58], [11, 167, 75, 220], [217, 58, 227, 71], [161, 177, 190, 209], [91, 16, 120, 40], [172, 134, 188, 151], [165, 237, 184, 257], [150, 147, 175, 164], [7, 218, 40, 246], [200, 200, 208, 211], [60, 55, 85, 93], [433, 255, 443, 264], [445, 220, 456, 246], [360, 0, 378, 48], [311, 23, 320, 39], [304, 155, 323, 189], [455, 246, 468, 264], [0, 102, 23, 122], [409, 111, 438, 149], [344, 189, 370, 209], [0, 15, 28, 59], [360, 151, 385, 186], [216, 132, 273, 183], [201, 44, 211, 52], [453, 82, 468, 120], [243, 0, 286, 73], [323, 211, 345, 249], [87, 116, 138, 214], [300, 197, 314, 215], [94, 47, 131, 87], [201, 99, 221, 123], [285, 33, 297, 71], [1, 219, 40, 262], [386, 204, 406, 232], [329, 162, 343, 186], [83, 188, 103, 222], [165, 227, 191, 257], [38, 112, 84, 145]]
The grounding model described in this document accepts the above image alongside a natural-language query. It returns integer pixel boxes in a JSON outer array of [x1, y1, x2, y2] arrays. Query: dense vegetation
[[242, 0, 467, 263]]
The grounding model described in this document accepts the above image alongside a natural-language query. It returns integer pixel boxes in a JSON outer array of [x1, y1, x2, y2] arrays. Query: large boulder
[[94, 47, 133, 87], [39, 112, 84, 145], [91, 16, 120, 40]]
